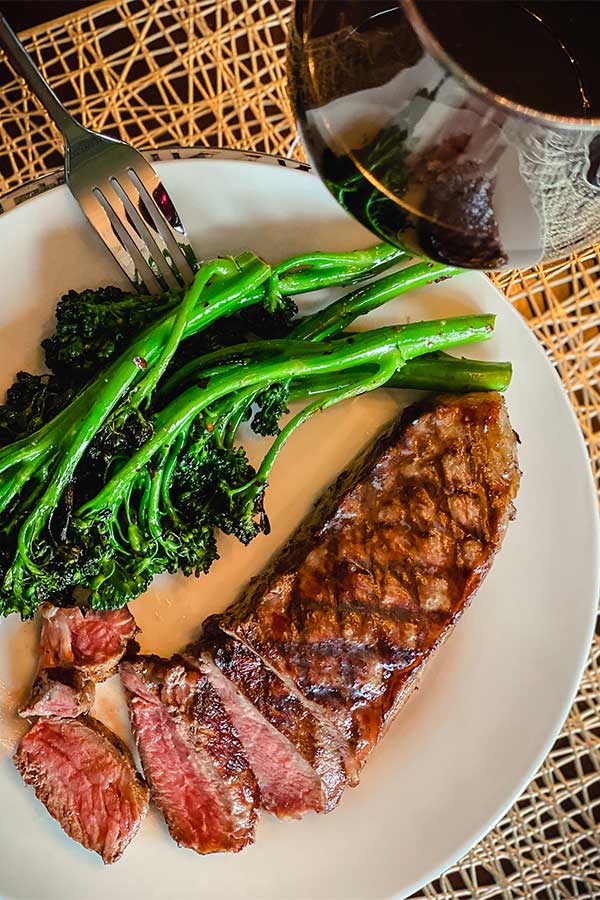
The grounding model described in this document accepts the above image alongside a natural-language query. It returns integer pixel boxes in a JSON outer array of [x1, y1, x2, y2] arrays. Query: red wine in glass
[[289, 1, 600, 269]]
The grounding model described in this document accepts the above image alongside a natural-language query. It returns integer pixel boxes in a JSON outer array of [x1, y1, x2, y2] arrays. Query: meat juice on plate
[[289, 1, 600, 269]]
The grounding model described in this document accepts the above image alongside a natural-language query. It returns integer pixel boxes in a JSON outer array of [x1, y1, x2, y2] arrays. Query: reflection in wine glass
[[289, 0, 600, 270]]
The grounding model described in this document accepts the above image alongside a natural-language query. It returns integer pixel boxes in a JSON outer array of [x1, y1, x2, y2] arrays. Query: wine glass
[[288, 0, 600, 270]]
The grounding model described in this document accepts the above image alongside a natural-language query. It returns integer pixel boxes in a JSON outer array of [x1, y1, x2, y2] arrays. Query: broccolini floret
[[0, 242, 511, 618]]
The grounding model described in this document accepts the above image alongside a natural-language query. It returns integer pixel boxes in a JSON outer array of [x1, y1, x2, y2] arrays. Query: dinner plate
[[0, 148, 597, 900]]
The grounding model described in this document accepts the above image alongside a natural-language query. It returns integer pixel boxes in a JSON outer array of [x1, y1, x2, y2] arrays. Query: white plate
[[0, 149, 597, 900]]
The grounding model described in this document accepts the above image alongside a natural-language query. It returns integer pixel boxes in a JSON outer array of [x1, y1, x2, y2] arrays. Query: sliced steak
[[120, 655, 258, 854], [13, 716, 149, 863], [208, 392, 520, 771], [39, 604, 138, 681], [20, 605, 138, 719], [19, 667, 95, 718], [187, 631, 346, 816]]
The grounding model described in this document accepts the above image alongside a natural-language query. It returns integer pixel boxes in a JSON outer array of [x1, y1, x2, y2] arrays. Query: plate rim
[[398, 274, 600, 897], [0, 151, 598, 899], [0, 146, 312, 215]]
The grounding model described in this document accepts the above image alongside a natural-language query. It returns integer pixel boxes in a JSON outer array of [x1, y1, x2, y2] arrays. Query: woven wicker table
[[1, 1, 599, 896]]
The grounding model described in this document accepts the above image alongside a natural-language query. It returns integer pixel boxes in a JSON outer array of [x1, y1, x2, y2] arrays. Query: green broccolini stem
[[178, 256, 270, 339], [287, 354, 512, 398], [222, 392, 257, 449], [245, 356, 401, 492], [273, 242, 404, 277], [160, 430, 187, 513], [12, 255, 272, 571], [203, 386, 260, 449], [271, 242, 408, 296], [146, 445, 173, 551], [135, 469, 153, 533], [0, 460, 39, 513], [127, 257, 238, 410], [158, 339, 327, 400], [159, 261, 462, 401], [75, 315, 494, 519], [290, 261, 461, 341], [387, 353, 512, 392]]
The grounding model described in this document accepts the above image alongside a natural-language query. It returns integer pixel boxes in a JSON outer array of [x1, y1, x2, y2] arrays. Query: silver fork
[[0, 14, 196, 294]]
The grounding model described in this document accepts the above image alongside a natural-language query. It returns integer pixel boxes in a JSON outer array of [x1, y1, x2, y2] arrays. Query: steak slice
[[209, 392, 520, 770], [120, 655, 258, 854], [19, 667, 95, 718], [20, 605, 138, 719], [39, 604, 138, 681], [13, 716, 149, 863], [188, 630, 347, 816]]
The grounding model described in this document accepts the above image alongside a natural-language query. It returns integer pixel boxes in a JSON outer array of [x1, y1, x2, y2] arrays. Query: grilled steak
[[15, 392, 518, 860], [39, 604, 138, 681], [20, 605, 138, 719], [13, 716, 149, 863], [206, 392, 520, 772], [120, 655, 258, 854], [188, 633, 347, 816], [19, 667, 95, 718]]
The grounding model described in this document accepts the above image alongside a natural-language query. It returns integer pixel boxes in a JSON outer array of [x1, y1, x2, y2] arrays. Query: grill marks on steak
[[190, 629, 347, 815], [13, 717, 149, 863], [120, 655, 258, 854], [14, 392, 519, 860], [209, 393, 520, 768]]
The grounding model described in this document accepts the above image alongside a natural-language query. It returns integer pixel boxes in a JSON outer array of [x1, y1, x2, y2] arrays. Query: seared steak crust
[[209, 393, 520, 769], [192, 648, 326, 818], [19, 667, 95, 718], [13, 716, 149, 863], [193, 627, 348, 813], [120, 655, 258, 854], [13, 392, 520, 859]]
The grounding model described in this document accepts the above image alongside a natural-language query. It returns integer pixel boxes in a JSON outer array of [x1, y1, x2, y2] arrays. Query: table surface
[[0, 2, 91, 32], [0, 1, 599, 897]]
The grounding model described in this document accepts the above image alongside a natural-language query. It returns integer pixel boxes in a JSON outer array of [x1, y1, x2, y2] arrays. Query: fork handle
[[0, 13, 84, 143]]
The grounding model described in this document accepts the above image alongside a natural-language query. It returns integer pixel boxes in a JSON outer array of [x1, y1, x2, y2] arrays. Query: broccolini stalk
[[75, 315, 494, 520], [290, 260, 461, 341], [160, 260, 462, 401], [157, 338, 326, 400], [289, 353, 513, 397], [387, 353, 512, 392], [271, 241, 408, 295], [227, 357, 401, 526], [126, 256, 241, 411], [3, 255, 272, 583]]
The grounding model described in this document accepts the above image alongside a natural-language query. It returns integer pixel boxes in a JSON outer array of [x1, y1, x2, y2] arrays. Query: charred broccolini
[[0, 243, 511, 617]]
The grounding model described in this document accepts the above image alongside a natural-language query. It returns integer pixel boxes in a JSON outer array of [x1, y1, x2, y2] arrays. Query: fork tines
[[72, 149, 196, 295]]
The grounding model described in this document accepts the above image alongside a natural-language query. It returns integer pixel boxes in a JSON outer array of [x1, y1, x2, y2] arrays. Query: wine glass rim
[[402, 0, 600, 130]]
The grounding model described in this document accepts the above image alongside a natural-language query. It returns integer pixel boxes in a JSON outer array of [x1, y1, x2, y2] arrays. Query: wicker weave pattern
[[0, 1, 598, 896]]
